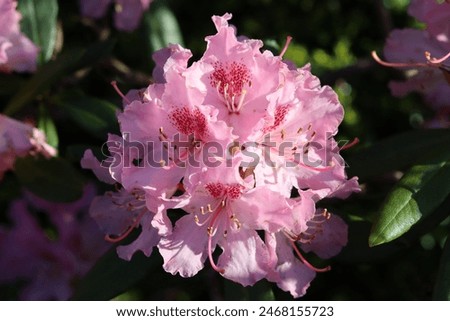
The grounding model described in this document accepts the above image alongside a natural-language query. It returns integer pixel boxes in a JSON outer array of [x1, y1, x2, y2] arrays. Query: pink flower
[[83, 13, 358, 298], [158, 157, 293, 286], [0, 0, 38, 72], [0, 114, 56, 180], [88, 187, 170, 261], [265, 209, 347, 298], [374, 0, 450, 127], [78, 0, 152, 32], [0, 184, 109, 300]]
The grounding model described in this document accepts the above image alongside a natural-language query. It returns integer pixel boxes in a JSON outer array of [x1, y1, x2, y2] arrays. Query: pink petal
[[158, 214, 211, 277], [218, 228, 269, 286], [78, 0, 111, 19], [0, 0, 38, 72], [81, 149, 116, 184], [266, 232, 316, 298], [117, 214, 160, 260], [301, 213, 348, 259]]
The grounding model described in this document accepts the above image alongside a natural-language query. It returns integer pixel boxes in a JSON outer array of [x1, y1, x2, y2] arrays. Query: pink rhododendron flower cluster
[[374, 0, 450, 127], [0, 0, 38, 73], [78, 0, 153, 32], [0, 114, 56, 180], [0, 184, 109, 300], [83, 13, 359, 297]]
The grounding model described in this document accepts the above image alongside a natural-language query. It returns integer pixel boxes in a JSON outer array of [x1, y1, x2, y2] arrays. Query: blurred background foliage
[[1, 0, 449, 300]]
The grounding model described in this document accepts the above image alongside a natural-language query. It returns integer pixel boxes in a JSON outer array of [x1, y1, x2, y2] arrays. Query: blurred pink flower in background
[[375, 0, 450, 127], [0, 0, 38, 73], [78, 0, 153, 32], [0, 184, 109, 300], [0, 114, 56, 180]]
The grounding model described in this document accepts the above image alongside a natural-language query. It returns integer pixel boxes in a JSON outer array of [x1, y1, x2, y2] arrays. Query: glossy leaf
[[18, 0, 58, 64], [433, 235, 450, 300], [143, 2, 184, 52], [369, 161, 450, 247], [14, 156, 84, 203], [346, 129, 450, 180], [72, 248, 157, 300], [3, 40, 115, 116], [38, 105, 58, 150], [57, 95, 119, 140]]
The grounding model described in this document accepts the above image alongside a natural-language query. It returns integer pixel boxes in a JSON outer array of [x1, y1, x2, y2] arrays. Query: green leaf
[[433, 235, 450, 300], [38, 105, 58, 150], [369, 161, 450, 247], [14, 156, 84, 203], [346, 129, 450, 180], [57, 95, 119, 140], [71, 248, 158, 300], [144, 2, 184, 52], [18, 0, 58, 64], [3, 39, 115, 116]]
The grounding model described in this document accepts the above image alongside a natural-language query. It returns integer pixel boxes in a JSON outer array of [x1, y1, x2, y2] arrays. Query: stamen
[[207, 205, 225, 274], [340, 137, 359, 151], [371, 51, 429, 68], [159, 127, 168, 140], [426, 51, 450, 65], [236, 89, 247, 112], [110, 81, 131, 105], [280, 36, 293, 58], [232, 217, 241, 229], [105, 208, 146, 243], [208, 233, 225, 274], [289, 239, 331, 273]]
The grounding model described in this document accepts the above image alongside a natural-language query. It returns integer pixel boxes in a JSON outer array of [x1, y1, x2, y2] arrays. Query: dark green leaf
[[72, 248, 157, 300], [57, 95, 119, 140], [433, 235, 450, 300], [38, 105, 58, 150], [369, 161, 450, 247], [18, 0, 58, 64], [14, 156, 84, 203], [346, 129, 450, 180], [3, 39, 115, 116], [144, 2, 184, 52]]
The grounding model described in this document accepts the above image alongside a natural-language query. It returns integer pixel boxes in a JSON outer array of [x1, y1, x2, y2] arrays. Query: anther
[[280, 36, 293, 58]]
